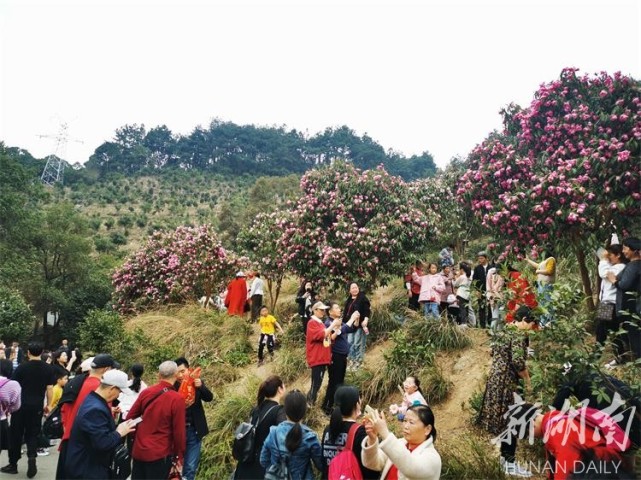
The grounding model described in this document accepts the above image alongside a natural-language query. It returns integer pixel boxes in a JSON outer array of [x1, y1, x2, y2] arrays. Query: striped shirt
[[0, 376, 22, 420]]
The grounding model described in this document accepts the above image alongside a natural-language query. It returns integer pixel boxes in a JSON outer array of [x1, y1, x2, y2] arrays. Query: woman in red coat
[[225, 271, 248, 316]]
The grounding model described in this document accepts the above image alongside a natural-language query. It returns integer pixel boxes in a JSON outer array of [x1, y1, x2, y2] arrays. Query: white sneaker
[[36, 448, 50, 457], [504, 461, 532, 477]]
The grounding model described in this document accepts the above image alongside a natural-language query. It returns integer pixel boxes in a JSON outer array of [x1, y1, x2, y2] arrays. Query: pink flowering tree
[[237, 211, 291, 311], [279, 161, 436, 291], [112, 225, 240, 314], [458, 69, 641, 308], [408, 161, 480, 251]]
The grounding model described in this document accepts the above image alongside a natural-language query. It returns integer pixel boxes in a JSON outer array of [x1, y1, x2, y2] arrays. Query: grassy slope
[[123, 283, 535, 480]]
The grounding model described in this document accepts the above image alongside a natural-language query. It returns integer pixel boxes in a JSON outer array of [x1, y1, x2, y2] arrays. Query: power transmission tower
[[39, 122, 83, 186]]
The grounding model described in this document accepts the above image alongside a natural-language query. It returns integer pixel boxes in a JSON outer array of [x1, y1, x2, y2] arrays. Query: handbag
[[264, 433, 291, 480], [232, 404, 279, 463], [595, 302, 615, 322]]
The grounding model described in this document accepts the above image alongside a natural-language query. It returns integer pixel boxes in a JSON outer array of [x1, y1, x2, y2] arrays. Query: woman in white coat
[[361, 404, 441, 480]]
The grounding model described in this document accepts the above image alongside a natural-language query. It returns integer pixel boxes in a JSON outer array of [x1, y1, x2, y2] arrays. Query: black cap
[[91, 354, 120, 369]]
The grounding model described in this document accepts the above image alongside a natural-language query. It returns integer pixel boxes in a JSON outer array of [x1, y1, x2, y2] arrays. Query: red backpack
[[328, 423, 363, 480]]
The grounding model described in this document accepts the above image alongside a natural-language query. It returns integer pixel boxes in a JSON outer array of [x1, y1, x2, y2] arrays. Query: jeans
[[537, 282, 554, 327], [182, 425, 201, 480], [423, 301, 439, 319], [348, 329, 366, 364]]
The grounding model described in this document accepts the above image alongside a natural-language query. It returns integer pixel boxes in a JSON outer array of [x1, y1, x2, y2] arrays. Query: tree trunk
[[572, 239, 595, 311]]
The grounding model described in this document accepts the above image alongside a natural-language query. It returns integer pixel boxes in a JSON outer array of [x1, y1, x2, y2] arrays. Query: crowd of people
[[0, 340, 214, 480], [0, 235, 638, 479]]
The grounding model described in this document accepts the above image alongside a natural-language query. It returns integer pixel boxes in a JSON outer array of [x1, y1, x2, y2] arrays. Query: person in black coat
[[234, 375, 287, 479], [175, 357, 214, 480], [472, 251, 491, 328]]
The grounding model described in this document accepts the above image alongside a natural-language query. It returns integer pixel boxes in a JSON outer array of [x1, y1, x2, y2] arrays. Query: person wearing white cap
[[55, 353, 119, 479], [64, 370, 136, 479], [306, 302, 341, 405], [225, 271, 248, 316]]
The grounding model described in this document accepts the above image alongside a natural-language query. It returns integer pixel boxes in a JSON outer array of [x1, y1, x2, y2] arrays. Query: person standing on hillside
[[472, 251, 491, 329], [307, 303, 341, 405], [2, 342, 55, 478], [607, 236, 641, 365], [320, 303, 358, 415], [404, 261, 424, 311], [525, 245, 556, 327], [343, 283, 371, 370], [174, 357, 214, 480], [225, 271, 248, 317], [248, 271, 265, 323]]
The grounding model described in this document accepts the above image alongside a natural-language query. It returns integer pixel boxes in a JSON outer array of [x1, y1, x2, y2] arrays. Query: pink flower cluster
[[281, 162, 436, 289], [458, 68, 641, 257], [112, 225, 240, 314]]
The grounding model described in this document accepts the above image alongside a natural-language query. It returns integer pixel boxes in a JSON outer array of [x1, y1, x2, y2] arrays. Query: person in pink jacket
[[412, 263, 446, 319]]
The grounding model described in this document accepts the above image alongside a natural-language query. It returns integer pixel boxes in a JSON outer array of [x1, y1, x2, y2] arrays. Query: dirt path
[[431, 328, 492, 439]]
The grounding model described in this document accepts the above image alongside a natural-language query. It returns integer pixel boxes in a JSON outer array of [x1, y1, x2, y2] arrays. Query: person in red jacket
[[506, 402, 633, 480], [225, 271, 248, 316], [306, 302, 341, 405], [128, 360, 186, 480]]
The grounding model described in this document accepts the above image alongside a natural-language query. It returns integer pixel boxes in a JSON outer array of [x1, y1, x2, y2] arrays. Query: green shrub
[[104, 218, 115, 230], [110, 231, 127, 245], [94, 236, 115, 253], [405, 312, 472, 352], [77, 309, 134, 361], [0, 287, 35, 342]]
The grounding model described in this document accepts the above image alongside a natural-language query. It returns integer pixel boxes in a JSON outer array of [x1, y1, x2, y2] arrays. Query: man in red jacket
[[306, 302, 341, 405], [128, 360, 186, 480]]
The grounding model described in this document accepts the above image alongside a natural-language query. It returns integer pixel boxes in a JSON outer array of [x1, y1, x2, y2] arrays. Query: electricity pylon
[[39, 122, 83, 186]]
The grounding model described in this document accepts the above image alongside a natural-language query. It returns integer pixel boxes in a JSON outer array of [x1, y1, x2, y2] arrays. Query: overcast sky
[[1, 0, 639, 168]]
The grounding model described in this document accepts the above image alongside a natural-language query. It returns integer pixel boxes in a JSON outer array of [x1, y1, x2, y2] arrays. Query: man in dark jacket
[[65, 370, 136, 479], [175, 357, 214, 480], [472, 251, 491, 328]]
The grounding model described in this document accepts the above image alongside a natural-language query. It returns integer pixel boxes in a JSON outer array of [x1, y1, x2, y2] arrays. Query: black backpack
[[109, 441, 131, 480], [232, 404, 279, 463], [42, 404, 63, 439]]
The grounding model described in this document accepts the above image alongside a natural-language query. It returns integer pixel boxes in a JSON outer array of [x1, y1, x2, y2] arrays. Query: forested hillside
[[82, 121, 437, 181]]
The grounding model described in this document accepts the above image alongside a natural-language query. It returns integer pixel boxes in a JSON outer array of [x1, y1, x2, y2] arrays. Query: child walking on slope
[[258, 305, 284, 366]]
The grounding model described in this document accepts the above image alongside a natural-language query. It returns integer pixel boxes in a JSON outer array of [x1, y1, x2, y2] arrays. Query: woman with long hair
[[320, 386, 379, 479], [296, 281, 318, 336], [118, 363, 148, 420], [260, 390, 323, 479], [343, 283, 371, 370], [361, 404, 441, 479], [234, 375, 286, 479], [51, 349, 77, 378]]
